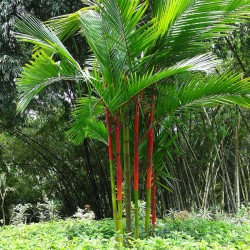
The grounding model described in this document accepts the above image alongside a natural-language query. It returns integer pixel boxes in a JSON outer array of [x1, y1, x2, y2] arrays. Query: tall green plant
[[15, 0, 250, 241]]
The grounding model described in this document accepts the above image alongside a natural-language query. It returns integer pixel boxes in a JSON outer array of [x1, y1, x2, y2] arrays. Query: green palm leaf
[[46, 7, 94, 41], [84, 119, 108, 145], [155, 73, 250, 120], [15, 14, 81, 69], [80, 0, 158, 76], [97, 0, 152, 61], [14, 15, 93, 111], [144, 0, 250, 69], [67, 96, 107, 144], [78, 9, 125, 86], [107, 54, 220, 112], [167, 0, 250, 59], [16, 50, 83, 112]]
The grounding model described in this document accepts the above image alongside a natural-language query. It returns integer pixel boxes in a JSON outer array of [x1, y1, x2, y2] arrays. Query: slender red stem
[[145, 95, 155, 233], [115, 115, 123, 201], [151, 171, 157, 229], [105, 109, 118, 231], [106, 110, 114, 162]]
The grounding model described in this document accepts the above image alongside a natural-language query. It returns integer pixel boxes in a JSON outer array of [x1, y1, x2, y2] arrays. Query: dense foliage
[[0, 215, 249, 249], [0, 1, 250, 243], [0, 0, 111, 222]]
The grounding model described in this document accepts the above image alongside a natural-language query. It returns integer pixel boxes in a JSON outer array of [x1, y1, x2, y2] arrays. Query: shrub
[[9, 199, 61, 225]]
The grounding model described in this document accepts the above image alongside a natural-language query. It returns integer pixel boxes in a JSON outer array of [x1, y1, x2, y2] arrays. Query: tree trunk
[[123, 119, 132, 234], [115, 116, 123, 234], [105, 109, 118, 230], [133, 97, 139, 239], [151, 173, 157, 228], [145, 96, 155, 233], [234, 112, 241, 211], [1, 194, 5, 226]]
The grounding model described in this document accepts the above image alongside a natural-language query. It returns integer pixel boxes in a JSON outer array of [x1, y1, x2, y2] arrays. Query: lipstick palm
[[15, 0, 250, 240]]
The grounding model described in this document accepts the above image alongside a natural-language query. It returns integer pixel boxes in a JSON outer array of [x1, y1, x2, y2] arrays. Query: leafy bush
[[9, 199, 61, 225], [9, 203, 33, 225], [35, 198, 61, 222]]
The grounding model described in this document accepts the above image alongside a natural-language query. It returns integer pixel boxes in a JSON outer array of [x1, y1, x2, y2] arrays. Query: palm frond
[[113, 54, 220, 111], [96, 0, 157, 67], [155, 73, 250, 120], [153, 117, 178, 171], [79, 10, 125, 85], [84, 119, 108, 145], [178, 74, 250, 108], [67, 96, 107, 144], [145, 0, 250, 68], [14, 14, 95, 112], [46, 7, 94, 41], [167, 0, 250, 60], [14, 14, 81, 70], [16, 50, 83, 111], [155, 0, 193, 37]]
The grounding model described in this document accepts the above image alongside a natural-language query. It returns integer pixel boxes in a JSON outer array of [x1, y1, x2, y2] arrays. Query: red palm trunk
[[115, 115, 123, 233], [151, 171, 157, 228], [105, 109, 118, 230], [115, 115, 123, 202], [145, 95, 155, 232]]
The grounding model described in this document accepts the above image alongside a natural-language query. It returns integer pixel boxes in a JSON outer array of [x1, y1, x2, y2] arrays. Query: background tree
[[0, 0, 113, 223]]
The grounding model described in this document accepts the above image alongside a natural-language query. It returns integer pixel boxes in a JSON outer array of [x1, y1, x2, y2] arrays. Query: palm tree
[[15, 0, 250, 240]]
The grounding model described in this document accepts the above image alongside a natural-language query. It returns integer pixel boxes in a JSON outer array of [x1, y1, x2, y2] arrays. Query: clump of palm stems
[[14, 0, 250, 243]]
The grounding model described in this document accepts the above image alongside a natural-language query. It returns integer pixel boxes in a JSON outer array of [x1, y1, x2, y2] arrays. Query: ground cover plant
[[0, 215, 249, 249]]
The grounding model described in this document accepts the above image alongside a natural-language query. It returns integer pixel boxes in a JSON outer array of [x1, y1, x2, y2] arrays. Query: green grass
[[0, 218, 249, 249]]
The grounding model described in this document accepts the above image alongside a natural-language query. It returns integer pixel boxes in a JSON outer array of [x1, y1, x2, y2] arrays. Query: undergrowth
[[0, 216, 249, 249]]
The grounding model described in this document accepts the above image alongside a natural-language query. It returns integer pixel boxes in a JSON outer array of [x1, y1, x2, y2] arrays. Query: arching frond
[[46, 7, 95, 41], [168, 0, 250, 57], [67, 96, 107, 144], [155, 73, 250, 120], [155, 0, 193, 37], [97, 0, 151, 60], [84, 119, 108, 145], [16, 50, 84, 112], [78, 10, 125, 86], [79, 0, 157, 77], [14, 15, 93, 112], [107, 54, 220, 112], [14, 15, 81, 69], [145, 0, 250, 68]]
